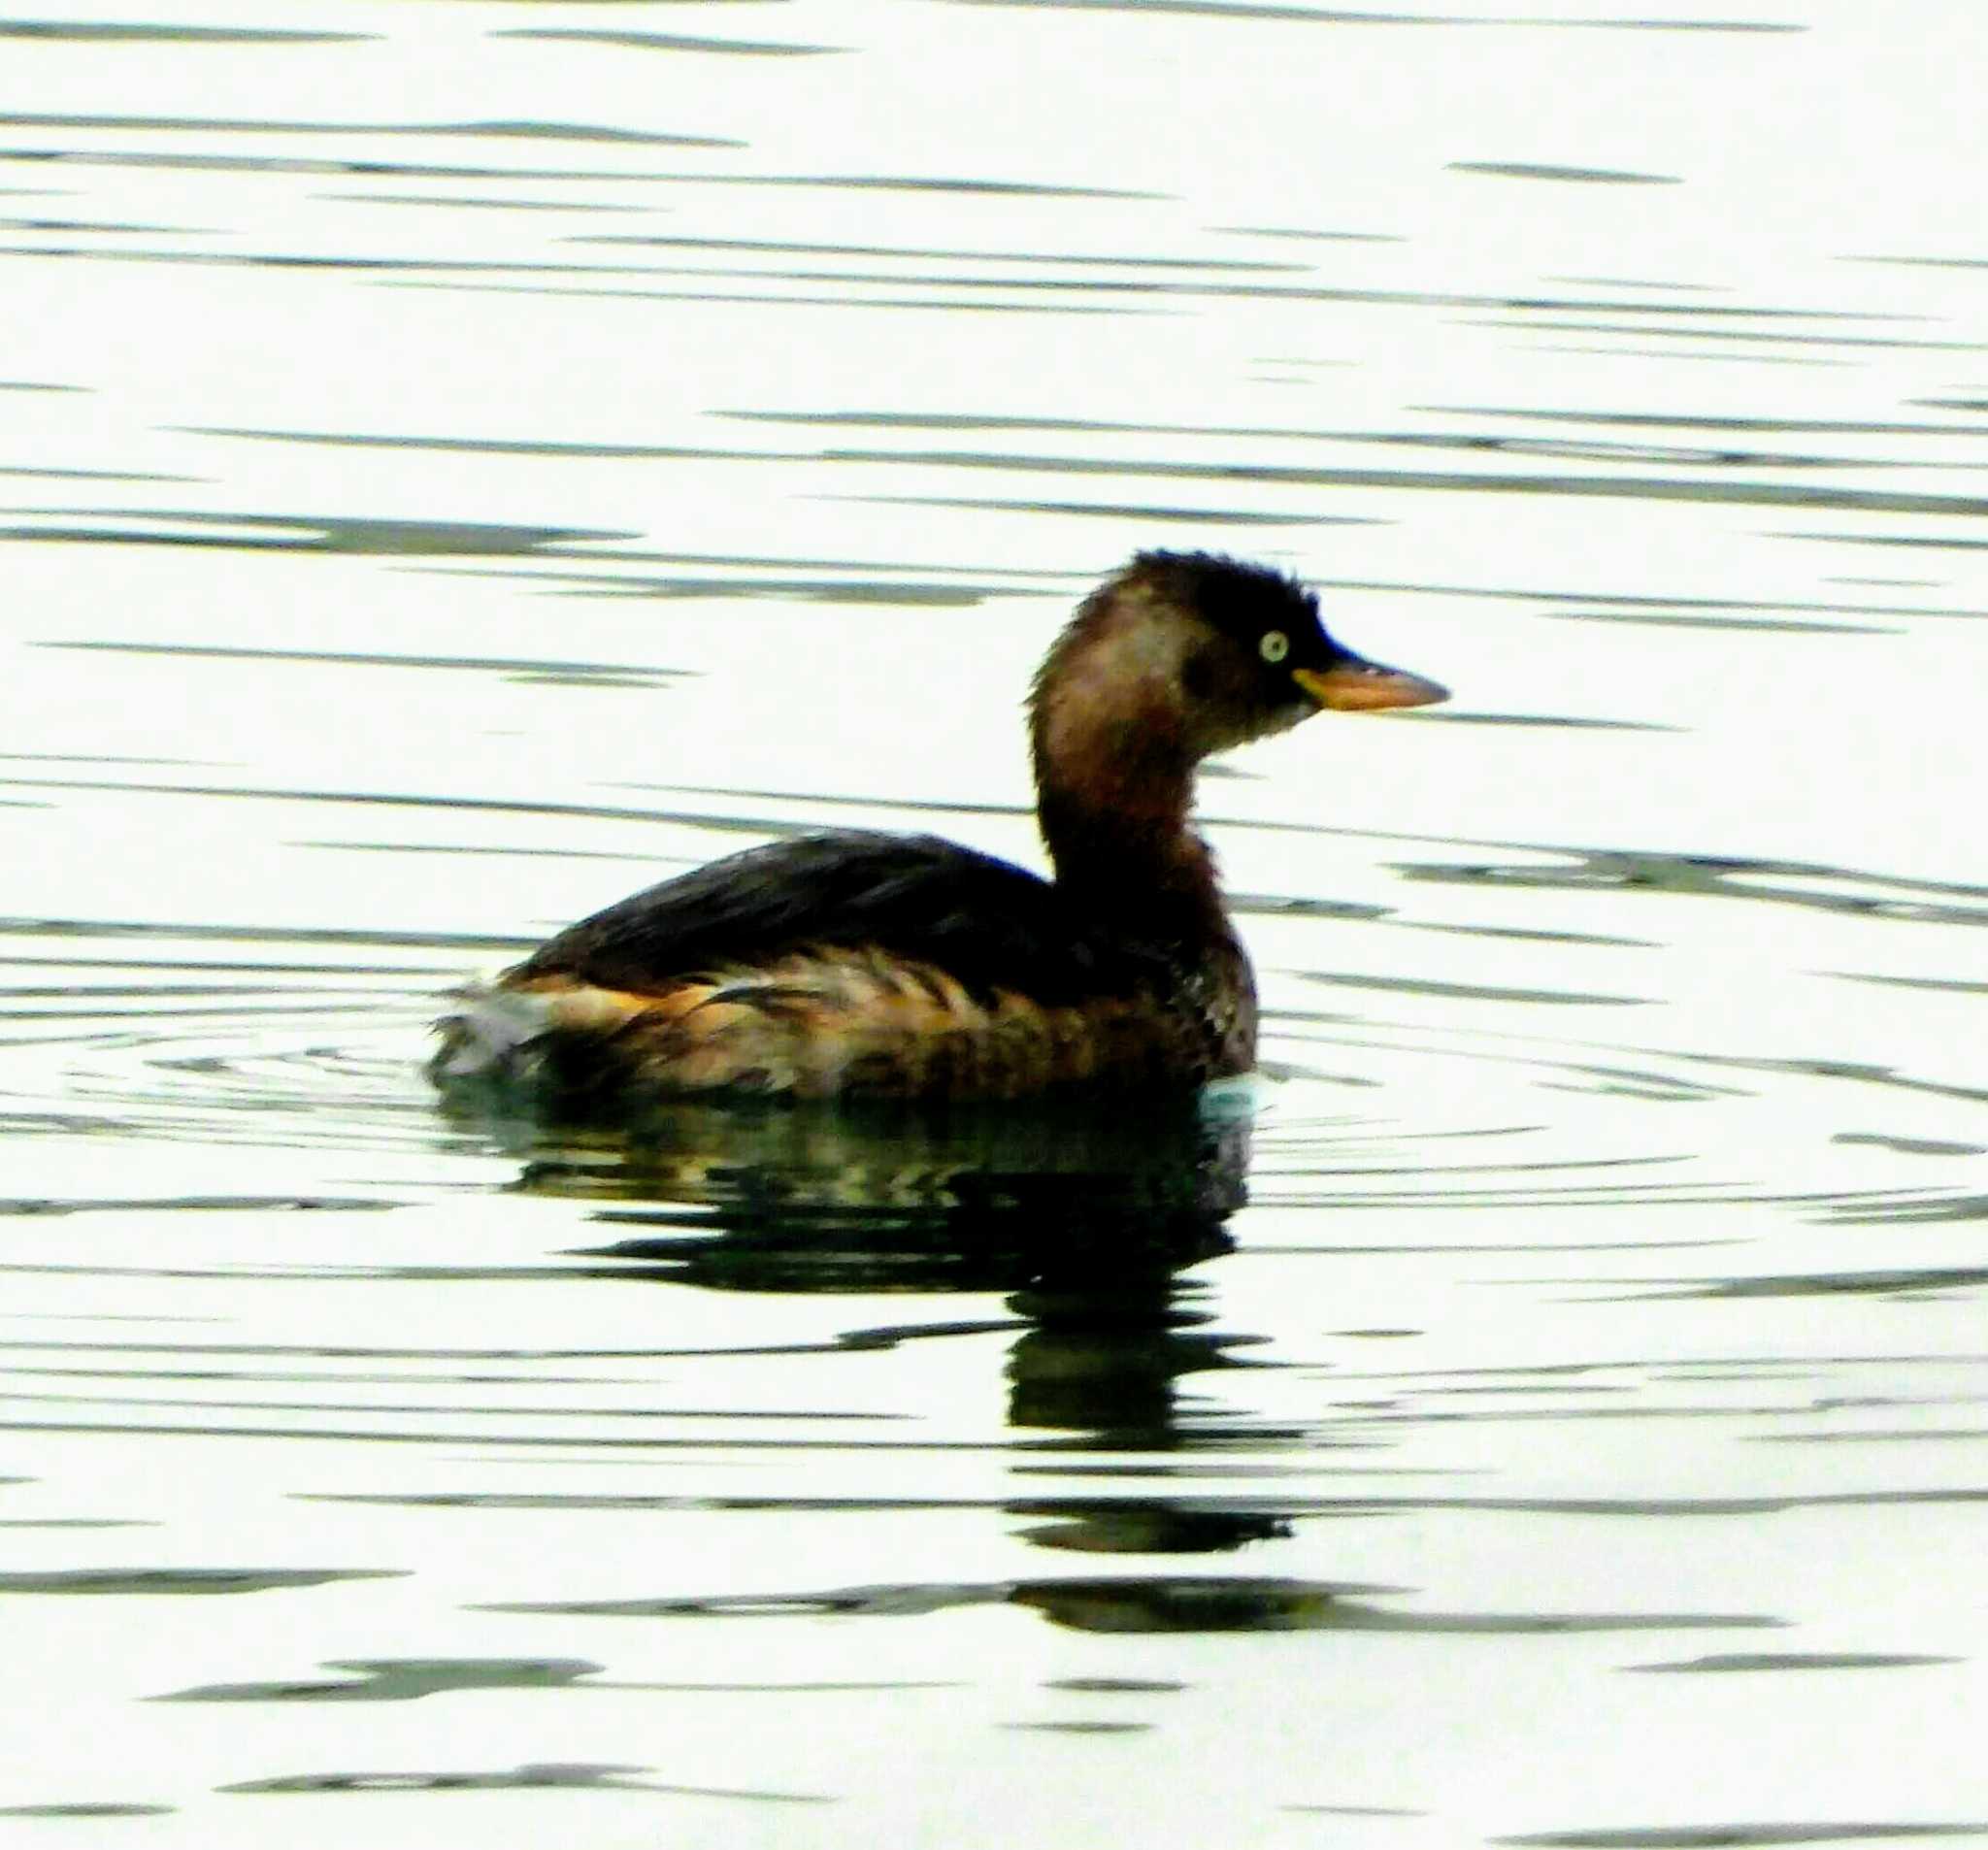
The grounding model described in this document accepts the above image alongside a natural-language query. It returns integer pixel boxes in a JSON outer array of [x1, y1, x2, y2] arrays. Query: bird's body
[[431, 551, 1445, 1106]]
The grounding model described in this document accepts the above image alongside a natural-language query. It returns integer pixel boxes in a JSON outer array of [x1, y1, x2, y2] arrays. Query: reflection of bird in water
[[501, 1099, 1262, 1487], [503, 1096, 1252, 1295], [432, 551, 1444, 1107]]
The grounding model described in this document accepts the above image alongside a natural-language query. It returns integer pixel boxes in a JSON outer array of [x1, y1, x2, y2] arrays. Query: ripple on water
[[3, 2, 1987, 1839]]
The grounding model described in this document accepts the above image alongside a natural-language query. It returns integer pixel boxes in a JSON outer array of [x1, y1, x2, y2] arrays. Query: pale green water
[[2, 1, 1986, 1844]]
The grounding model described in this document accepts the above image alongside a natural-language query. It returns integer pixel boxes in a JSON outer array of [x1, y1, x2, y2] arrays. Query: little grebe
[[431, 551, 1446, 1103]]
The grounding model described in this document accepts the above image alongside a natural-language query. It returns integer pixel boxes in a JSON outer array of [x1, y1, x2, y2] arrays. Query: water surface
[[2, 1, 1986, 1844]]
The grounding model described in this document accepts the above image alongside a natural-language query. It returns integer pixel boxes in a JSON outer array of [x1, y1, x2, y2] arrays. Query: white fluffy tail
[[428, 985, 557, 1081]]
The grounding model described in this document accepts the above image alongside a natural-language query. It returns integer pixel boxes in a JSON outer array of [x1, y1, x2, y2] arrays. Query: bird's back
[[432, 830, 1251, 1104]]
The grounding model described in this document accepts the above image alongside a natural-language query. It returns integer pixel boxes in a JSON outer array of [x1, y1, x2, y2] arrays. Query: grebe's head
[[1032, 551, 1447, 787]]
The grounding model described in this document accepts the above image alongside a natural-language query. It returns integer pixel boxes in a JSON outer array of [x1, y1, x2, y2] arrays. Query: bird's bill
[[1293, 655, 1449, 712]]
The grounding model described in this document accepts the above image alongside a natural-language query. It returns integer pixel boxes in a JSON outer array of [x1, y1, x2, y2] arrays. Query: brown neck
[[1031, 731, 1232, 942], [1026, 573, 1239, 942]]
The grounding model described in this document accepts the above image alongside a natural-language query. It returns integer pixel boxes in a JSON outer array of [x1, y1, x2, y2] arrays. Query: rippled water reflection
[[3, 0, 1986, 1843]]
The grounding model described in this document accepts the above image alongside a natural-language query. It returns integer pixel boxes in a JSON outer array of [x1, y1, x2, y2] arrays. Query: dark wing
[[511, 829, 1164, 1008]]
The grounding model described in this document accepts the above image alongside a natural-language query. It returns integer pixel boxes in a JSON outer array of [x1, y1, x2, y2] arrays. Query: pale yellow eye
[[1259, 630, 1290, 664]]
